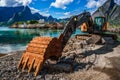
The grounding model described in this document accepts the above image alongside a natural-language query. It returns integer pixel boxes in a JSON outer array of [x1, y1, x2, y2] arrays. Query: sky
[[0, 0, 120, 19]]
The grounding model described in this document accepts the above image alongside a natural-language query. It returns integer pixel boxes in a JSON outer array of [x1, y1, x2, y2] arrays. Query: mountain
[[92, 0, 120, 25], [58, 18, 69, 23], [0, 6, 24, 22], [45, 15, 55, 21], [0, 6, 56, 25], [8, 6, 45, 23]]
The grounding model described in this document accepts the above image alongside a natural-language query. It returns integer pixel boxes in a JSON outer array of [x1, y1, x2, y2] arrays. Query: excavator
[[17, 11, 116, 76]]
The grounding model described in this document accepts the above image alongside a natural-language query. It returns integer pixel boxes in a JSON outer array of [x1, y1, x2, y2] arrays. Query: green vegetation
[[27, 20, 39, 24], [17, 21, 25, 24], [14, 20, 39, 25]]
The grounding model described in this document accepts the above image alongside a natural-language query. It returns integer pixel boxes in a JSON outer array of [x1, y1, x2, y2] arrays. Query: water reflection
[[0, 27, 82, 53], [0, 27, 63, 44]]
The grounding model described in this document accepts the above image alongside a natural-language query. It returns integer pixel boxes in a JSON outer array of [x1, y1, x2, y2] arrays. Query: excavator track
[[17, 37, 62, 76]]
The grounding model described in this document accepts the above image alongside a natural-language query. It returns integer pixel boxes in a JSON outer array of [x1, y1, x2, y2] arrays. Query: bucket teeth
[[17, 55, 23, 68], [28, 58, 35, 73], [34, 60, 43, 76], [17, 52, 44, 76], [22, 57, 28, 71]]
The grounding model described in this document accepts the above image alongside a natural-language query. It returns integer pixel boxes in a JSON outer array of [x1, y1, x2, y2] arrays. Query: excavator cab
[[94, 16, 107, 31]]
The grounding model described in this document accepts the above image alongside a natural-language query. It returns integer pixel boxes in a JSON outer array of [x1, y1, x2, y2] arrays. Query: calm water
[[0, 26, 83, 53]]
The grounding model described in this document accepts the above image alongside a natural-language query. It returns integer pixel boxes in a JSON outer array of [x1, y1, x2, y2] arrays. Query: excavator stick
[[17, 37, 62, 76]]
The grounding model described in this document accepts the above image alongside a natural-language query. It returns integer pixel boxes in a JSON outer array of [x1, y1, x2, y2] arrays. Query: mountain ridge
[[0, 6, 56, 25]]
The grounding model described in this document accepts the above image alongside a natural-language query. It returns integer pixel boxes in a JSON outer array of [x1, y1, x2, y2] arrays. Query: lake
[[0, 26, 83, 53]]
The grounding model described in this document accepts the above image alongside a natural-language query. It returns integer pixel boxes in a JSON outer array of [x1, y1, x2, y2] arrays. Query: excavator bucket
[[17, 37, 62, 76]]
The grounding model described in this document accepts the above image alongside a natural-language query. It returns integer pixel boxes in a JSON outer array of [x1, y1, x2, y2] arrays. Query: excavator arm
[[17, 12, 93, 76], [60, 12, 92, 49]]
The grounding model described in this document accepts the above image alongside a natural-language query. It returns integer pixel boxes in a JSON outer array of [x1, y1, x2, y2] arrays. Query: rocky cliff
[[92, 0, 120, 25]]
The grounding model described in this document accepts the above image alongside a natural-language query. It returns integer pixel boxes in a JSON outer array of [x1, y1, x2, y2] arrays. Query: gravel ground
[[108, 27, 120, 34], [0, 37, 120, 80]]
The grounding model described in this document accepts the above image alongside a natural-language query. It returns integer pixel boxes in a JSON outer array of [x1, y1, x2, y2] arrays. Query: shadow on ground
[[39, 38, 120, 80], [94, 56, 120, 80]]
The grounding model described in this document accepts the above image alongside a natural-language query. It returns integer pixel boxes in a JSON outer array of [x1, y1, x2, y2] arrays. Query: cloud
[[59, 12, 71, 19], [50, 0, 73, 9], [30, 7, 40, 13], [30, 7, 50, 17], [86, 0, 120, 9], [86, 0, 106, 8], [64, 12, 70, 15], [0, 0, 32, 7], [115, 0, 120, 5]]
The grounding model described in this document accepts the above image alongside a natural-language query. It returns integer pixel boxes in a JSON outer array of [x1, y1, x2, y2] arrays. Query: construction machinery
[[18, 11, 116, 76]]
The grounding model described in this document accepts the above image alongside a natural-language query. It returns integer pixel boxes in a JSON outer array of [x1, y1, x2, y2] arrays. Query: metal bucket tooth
[[34, 60, 43, 76], [22, 57, 29, 71], [28, 58, 35, 73], [17, 55, 24, 69]]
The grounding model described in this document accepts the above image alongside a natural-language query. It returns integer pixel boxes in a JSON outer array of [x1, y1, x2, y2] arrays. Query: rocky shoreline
[[10, 22, 64, 29], [0, 37, 120, 80], [10, 23, 120, 34]]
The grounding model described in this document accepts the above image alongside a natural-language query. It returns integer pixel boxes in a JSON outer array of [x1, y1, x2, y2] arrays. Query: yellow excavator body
[[81, 23, 88, 32], [102, 22, 109, 31]]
